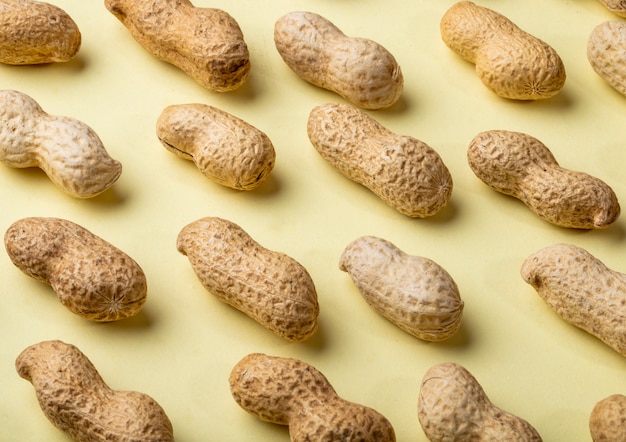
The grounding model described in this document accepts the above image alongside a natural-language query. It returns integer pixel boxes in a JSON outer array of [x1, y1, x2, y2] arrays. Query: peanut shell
[[588, 21, 626, 97]]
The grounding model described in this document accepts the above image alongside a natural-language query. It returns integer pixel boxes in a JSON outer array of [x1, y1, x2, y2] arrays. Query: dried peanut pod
[[274, 11, 403, 110], [16, 340, 174, 442], [105, 0, 249, 92], [596, 0, 626, 17], [0, 0, 81, 64], [0, 90, 122, 198], [229, 353, 396, 442], [590, 394, 626, 442], [156, 103, 275, 190], [418, 362, 543, 441], [467, 130, 620, 229], [339, 236, 463, 341], [440, 1, 566, 100], [521, 243, 626, 357], [307, 102, 452, 218], [588, 21, 626, 96], [176, 217, 319, 341], [4, 217, 147, 322]]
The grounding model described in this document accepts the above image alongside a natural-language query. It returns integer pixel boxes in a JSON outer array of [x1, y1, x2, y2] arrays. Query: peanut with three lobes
[[229, 353, 396, 442], [0, 90, 122, 198], [16, 340, 174, 442], [4, 217, 147, 322]]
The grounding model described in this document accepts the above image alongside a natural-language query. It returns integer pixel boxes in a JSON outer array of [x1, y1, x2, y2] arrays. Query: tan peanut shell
[[339, 235, 463, 342], [16, 340, 174, 442], [4, 217, 147, 322], [176, 217, 319, 341], [440, 1, 566, 100], [156, 103, 275, 190], [274, 11, 403, 110], [0, 89, 122, 198], [418, 362, 543, 441], [588, 21, 626, 96], [521, 243, 626, 357], [229, 353, 396, 442], [590, 394, 626, 442], [307, 102, 452, 218], [467, 130, 620, 229], [105, 0, 250, 92], [0, 0, 81, 65], [596, 0, 626, 17]]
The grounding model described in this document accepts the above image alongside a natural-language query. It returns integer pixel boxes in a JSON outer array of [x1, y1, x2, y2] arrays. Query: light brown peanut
[[0, 0, 81, 65], [274, 11, 403, 110], [521, 243, 626, 357], [156, 103, 275, 190], [339, 235, 463, 341], [467, 130, 620, 229], [590, 394, 626, 442], [588, 21, 626, 97], [418, 362, 543, 441], [105, 0, 249, 92], [16, 340, 174, 442], [229, 352, 396, 442], [0, 89, 122, 198], [307, 102, 452, 218], [176, 217, 319, 341], [596, 0, 626, 17], [440, 1, 566, 100], [4, 217, 147, 322]]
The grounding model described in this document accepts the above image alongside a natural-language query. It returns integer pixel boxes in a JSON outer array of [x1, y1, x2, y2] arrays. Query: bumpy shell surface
[[467, 130, 620, 229], [597, 0, 626, 17], [4, 217, 147, 321], [590, 394, 626, 442], [274, 11, 403, 109], [521, 243, 626, 357], [176, 217, 319, 341], [418, 362, 543, 441], [105, 0, 249, 91], [588, 21, 626, 96], [307, 102, 452, 218], [229, 353, 396, 442], [0, 0, 81, 64], [440, 1, 565, 100], [339, 236, 463, 341], [156, 103, 275, 190], [0, 89, 121, 198], [16, 340, 174, 442]]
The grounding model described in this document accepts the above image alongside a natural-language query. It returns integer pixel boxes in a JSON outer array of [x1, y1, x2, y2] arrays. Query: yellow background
[[1, 0, 625, 440]]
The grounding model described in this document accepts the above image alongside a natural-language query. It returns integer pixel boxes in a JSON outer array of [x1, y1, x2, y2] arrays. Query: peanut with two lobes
[[156, 103, 275, 190], [274, 11, 403, 110], [105, 0, 249, 92], [590, 394, 626, 442], [467, 130, 620, 229], [16, 340, 174, 442], [307, 102, 452, 218], [176, 217, 319, 342], [339, 236, 463, 342], [229, 353, 396, 442], [418, 362, 543, 441], [521, 243, 626, 358], [0, 0, 81, 65], [440, 1, 566, 100], [588, 21, 626, 97], [4, 217, 147, 322], [0, 90, 122, 198]]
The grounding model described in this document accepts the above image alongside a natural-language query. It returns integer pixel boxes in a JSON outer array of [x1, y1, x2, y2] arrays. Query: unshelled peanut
[[521, 243, 626, 357], [596, 0, 626, 17], [467, 130, 620, 229], [440, 1, 566, 100], [4, 217, 147, 322], [307, 102, 452, 218], [16, 340, 174, 442], [229, 353, 396, 442], [339, 235, 463, 341], [274, 11, 403, 109], [588, 21, 626, 97], [176, 217, 319, 341], [590, 394, 626, 442]]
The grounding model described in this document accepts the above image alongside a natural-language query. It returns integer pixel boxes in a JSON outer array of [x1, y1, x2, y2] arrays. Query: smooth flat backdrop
[[1, 1, 625, 440]]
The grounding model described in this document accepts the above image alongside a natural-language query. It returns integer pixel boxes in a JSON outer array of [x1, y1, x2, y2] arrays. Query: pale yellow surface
[[1, 1, 625, 441]]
